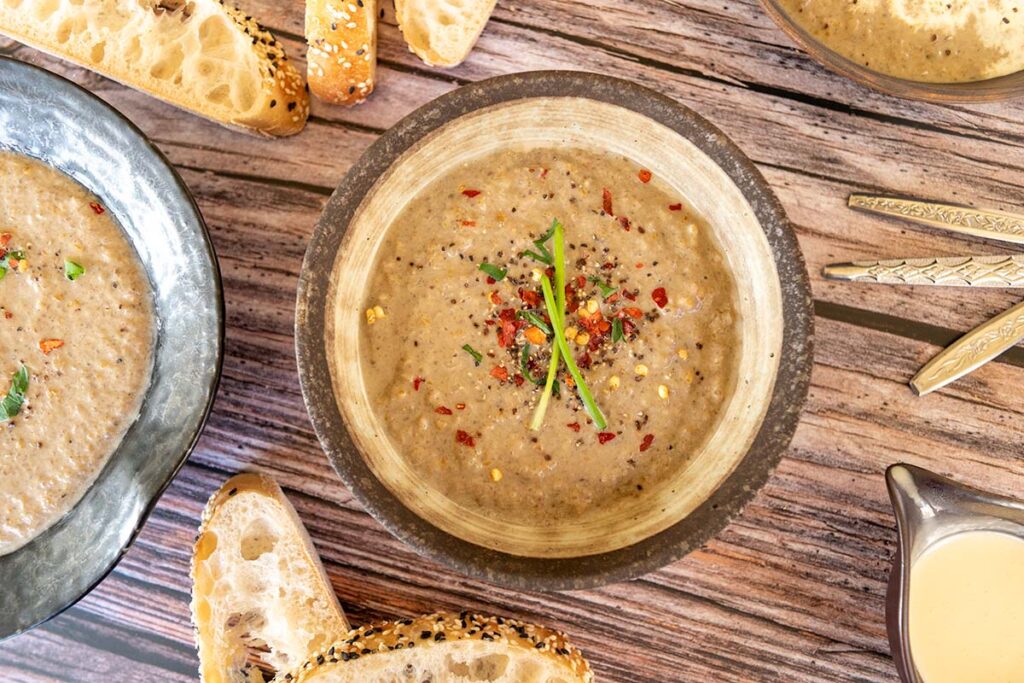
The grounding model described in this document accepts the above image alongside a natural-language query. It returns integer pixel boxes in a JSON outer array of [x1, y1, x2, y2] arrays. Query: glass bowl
[[759, 0, 1024, 102]]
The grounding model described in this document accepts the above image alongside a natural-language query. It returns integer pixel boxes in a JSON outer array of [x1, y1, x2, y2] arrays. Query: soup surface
[[0, 152, 154, 555], [360, 147, 741, 525], [777, 0, 1024, 83], [909, 530, 1024, 683]]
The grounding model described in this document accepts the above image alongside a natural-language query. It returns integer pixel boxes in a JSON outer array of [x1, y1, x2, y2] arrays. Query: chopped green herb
[[519, 220, 560, 265], [0, 365, 29, 421], [588, 276, 617, 298], [462, 344, 483, 366], [516, 310, 552, 335], [519, 248, 552, 265], [520, 344, 544, 386], [540, 275, 607, 430], [478, 262, 506, 281], [64, 260, 85, 281], [0, 266, 5, 281], [612, 317, 625, 343]]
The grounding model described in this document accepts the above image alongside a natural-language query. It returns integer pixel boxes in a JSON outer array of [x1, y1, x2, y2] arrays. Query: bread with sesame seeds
[[394, 0, 496, 67], [306, 0, 377, 105], [282, 612, 594, 683], [0, 0, 309, 136], [191, 473, 350, 683]]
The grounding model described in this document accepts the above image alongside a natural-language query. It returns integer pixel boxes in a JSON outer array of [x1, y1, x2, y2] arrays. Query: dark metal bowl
[[296, 71, 813, 590], [0, 57, 223, 639]]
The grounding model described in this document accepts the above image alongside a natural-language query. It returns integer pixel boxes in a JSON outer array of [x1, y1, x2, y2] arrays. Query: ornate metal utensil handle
[[823, 255, 1024, 287], [911, 300, 1024, 396], [849, 195, 1024, 245]]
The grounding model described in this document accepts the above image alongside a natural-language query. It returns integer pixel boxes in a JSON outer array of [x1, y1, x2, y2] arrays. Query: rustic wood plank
[[3, 0, 1024, 680]]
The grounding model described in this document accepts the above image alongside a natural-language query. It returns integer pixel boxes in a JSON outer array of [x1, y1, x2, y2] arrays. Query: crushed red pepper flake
[[456, 403, 466, 410], [461, 220, 477, 227], [597, 432, 616, 444], [0, 233, 10, 247], [540, 168, 549, 178], [623, 290, 637, 301], [566, 422, 581, 432], [652, 287, 668, 308], [635, 262, 644, 269], [462, 189, 481, 198], [638, 169, 652, 183], [668, 203, 683, 211], [3, 311, 11, 320], [618, 215, 631, 231], [490, 365, 510, 382], [621, 307, 643, 319], [518, 288, 541, 307], [435, 406, 453, 415], [639, 434, 655, 452], [89, 202, 105, 215], [513, 375, 525, 386], [412, 376, 426, 391], [485, 276, 496, 285], [489, 291, 502, 305], [39, 338, 64, 354], [602, 188, 613, 215], [456, 430, 475, 447]]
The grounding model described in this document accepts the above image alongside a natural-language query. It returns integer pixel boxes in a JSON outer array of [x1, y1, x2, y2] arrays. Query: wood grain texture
[[2, 0, 1024, 680]]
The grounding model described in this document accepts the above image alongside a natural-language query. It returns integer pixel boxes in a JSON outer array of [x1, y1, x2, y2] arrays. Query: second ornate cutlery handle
[[849, 195, 1024, 245], [823, 255, 1024, 287]]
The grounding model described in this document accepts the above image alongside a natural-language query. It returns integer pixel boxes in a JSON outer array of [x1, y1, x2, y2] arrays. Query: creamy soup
[[360, 147, 740, 525], [0, 152, 154, 555], [909, 531, 1024, 683], [778, 0, 1024, 83]]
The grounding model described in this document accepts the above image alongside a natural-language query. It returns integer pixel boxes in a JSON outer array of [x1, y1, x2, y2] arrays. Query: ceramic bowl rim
[[296, 70, 813, 591]]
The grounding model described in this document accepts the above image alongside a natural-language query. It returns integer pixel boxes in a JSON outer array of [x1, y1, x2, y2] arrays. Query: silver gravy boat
[[885, 463, 1024, 683]]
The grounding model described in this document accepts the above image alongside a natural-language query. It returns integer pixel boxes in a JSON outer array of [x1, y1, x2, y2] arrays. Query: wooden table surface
[[3, 1, 1024, 681]]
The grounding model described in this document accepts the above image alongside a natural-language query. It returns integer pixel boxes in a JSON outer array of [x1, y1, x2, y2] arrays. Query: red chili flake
[[0, 233, 10, 247], [89, 202, 105, 215], [635, 262, 644, 269], [622, 319, 637, 336], [497, 320, 518, 347], [435, 406, 453, 415], [597, 320, 611, 333], [498, 308, 517, 322], [601, 262, 615, 270], [490, 365, 509, 382], [652, 287, 668, 308], [461, 220, 477, 227], [540, 168, 550, 178], [484, 319, 496, 326], [597, 432, 616, 444], [3, 311, 11, 320], [566, 422, 581, 432], [622, 307, 644, 319], [456, 403, 466, 410], [668, 203, 683, 211], [602, 188, 613, 215], [623, 290, 637, 301], [462, 189, 481, 198], [618, 215, 631, 231], [575, 275, 586, 288], [577, 353, 593, 370], [39, 338, 64, 354], [456, 430, 475, 447], [412, 376, 426, 391], [606, 293, 620, 304], [639, 434, 655, 452], [545, 266, 555, 280], [486, 276, 497, 285], [518, 288, 541, 307], [638, 169, 652, 183], [489, 291, 502, 305], [513, 375, 525, 386]]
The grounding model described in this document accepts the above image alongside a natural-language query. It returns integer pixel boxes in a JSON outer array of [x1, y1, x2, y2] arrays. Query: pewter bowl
[[296, 71, 813, 590], [0, 57, 223, 639]]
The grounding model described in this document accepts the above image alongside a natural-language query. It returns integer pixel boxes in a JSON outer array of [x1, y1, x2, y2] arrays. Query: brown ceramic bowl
[[296, 71, 813, 590], [759, 0, 1024, 102]]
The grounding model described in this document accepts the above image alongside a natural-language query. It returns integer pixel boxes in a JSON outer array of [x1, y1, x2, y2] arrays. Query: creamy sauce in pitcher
[[909, 531, 1024, 683]]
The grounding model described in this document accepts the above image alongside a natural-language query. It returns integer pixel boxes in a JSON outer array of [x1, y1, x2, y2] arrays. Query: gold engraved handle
[[911, 300, 1024, 395], [849, 195, 1024, 245], [823, 255, 1024, 287]]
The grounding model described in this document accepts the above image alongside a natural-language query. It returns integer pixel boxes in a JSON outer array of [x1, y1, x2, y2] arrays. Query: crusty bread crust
[[192, 473, 349, 683], [0, 0, 309, 137], [306, 0, 377, 105], [394, 0, 496, 67], [284, 612, 594, 683]]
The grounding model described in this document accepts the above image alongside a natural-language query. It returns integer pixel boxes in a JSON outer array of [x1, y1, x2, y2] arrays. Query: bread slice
[[394, 0, 496, 67], [191, 473, 350, 683], [0, 0, 309, 136], [283, 612, 594, 683], [306, 0, 377, 105]]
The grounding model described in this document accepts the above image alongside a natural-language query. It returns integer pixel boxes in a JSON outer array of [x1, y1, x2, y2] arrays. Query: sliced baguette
[[191, 473, 350, 683], [284, 612, 594, 683], [306, 0, 377, 105], [394, 0, 496, 67], [0, 0, 309, 136]]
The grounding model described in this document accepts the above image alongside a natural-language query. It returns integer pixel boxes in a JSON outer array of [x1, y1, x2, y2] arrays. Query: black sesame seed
[[228, 488, 237, 496], [287, 101, 296, 111], [420, 631, 432, 640]]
